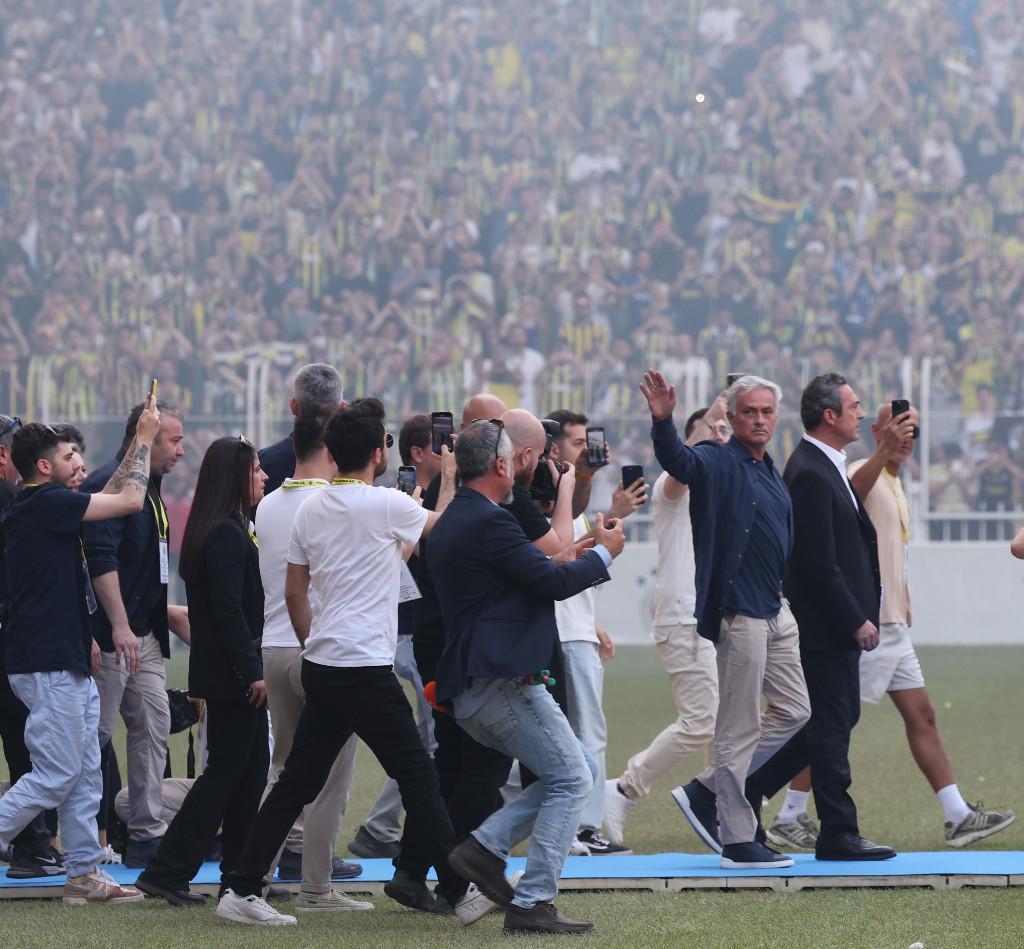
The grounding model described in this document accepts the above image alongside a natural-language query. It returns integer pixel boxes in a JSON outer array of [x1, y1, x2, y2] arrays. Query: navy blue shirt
[[725, 455, 790, 619], [4, 483, 92, 675], [650, 416, 793, 642]]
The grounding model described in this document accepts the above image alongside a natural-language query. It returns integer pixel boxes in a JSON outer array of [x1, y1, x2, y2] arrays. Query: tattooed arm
[[84, 397, 161, 522]]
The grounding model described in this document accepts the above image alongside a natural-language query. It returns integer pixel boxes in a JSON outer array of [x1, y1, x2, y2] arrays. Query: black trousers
[[223, 661, 465, 904], [140, 699, 268, 889], [746, 649, 861, 838], [0, 667, 52, 852]]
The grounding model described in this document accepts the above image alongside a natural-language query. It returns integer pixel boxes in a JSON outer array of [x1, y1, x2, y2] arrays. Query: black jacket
[[82, 458, 170, 657], [428, 487, 609, 702], [258, 435, 295, 496], [782, 439, 881, 652], [186, 518, 264, 701]]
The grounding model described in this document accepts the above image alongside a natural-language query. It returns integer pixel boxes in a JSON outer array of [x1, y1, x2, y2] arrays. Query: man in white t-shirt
[[603, 405, 730, 847], [254, 409, 367, 911], [545, 410, 644, 856], [218, 399, 502, 928]]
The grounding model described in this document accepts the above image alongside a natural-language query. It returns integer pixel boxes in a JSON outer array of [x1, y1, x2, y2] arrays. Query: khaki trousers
[[95, 633, 170, 841], [262, 646, 357, 893], [619, 623, 718, 799], [697, 604, 810, 845]]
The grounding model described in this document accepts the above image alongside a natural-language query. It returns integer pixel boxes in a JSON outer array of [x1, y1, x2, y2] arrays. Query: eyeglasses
[[0, 416, 22, 439], [472, 418, 505, 464]]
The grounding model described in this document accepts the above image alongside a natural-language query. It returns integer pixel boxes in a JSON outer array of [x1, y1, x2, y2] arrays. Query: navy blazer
[[428, 486, 610, 703], [258, 434, 295, 495], [82, 458, 170, 657], [651, 415, 793, 643], [782, 439, 881, 652]]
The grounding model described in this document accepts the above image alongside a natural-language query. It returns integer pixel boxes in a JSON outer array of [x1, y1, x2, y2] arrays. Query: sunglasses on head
[[472, 418, 505, 463], [0, 416, 23, 439]]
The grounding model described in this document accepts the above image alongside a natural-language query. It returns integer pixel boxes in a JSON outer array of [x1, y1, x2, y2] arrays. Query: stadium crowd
[[1, 0, 1024, 516]]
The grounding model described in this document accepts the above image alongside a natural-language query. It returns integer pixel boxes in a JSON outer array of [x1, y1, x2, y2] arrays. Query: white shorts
[[859, 622, 925, 704]]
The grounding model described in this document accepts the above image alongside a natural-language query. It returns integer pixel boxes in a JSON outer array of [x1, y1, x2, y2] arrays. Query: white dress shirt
[[802, 434, 858, 509]]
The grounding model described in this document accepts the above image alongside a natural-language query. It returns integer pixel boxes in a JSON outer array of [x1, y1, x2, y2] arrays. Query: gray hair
[[456, 421, 513, 481], [294, 363, 344, 411], [725, 375, 783, 413], [0, 414, 18, 449]]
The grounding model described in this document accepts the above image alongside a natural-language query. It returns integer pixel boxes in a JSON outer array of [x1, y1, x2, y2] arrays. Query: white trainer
[[602, 779, 637, 847], [455, 869, 525, 926], [295, 889, 374, 911], [568, 837, 590, 856], [99, 844, 122, 865], [216, 889, 297, 926]]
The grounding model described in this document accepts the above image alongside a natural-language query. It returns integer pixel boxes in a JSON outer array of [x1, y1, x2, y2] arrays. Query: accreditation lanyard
[[331, 478, 367, 486], [149, 493, 170, 585]]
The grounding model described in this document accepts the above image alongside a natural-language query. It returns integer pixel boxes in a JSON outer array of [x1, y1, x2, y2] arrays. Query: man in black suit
[[748, 373, 896, 860], [429, 421, 625, 936], [258, 364, 344, 493]]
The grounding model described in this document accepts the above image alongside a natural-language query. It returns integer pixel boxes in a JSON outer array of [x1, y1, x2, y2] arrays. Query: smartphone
[[397, 466, 416, 495], [891, 399, 919, 439], [622, 465, 644, 500], [431, 411, 454, 454], [586, 426, 607, 468], [149, 377, 158, 398], [726, 372, 746, 387]]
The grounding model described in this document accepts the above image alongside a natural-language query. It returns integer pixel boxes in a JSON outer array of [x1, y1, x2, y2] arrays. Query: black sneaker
[[123, 836, 162, 869], [576, 829, 631, 856], [670, 780, 722, 854], [347, 824, 401, 859], [384, 869, 452, 914], [720, 841, 794, 870], [7, 845, 66, 878]]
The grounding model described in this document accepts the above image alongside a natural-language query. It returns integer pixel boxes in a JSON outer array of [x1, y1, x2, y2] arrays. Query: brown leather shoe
[[503, 901, 595, 935]]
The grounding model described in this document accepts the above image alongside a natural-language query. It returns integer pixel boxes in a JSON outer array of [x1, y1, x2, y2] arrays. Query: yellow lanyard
[[881, 469, 910, 543], [331, 478, 366, 486], [148, 493, 168, 540], [280, 478, 329, 490]]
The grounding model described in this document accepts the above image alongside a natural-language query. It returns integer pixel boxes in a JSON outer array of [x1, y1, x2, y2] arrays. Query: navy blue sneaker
[[331, 857, 362, 880], [720, 841, 794, 869], [670, 780, 722, 854], [277, 848, 363, 882], [123, 836, 162, 869]]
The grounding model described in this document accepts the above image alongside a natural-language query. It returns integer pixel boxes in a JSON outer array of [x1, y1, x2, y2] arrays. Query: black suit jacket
[[782, 439, 880, 652], [258, 434, 295, 495], [428, 487, 610, 702]]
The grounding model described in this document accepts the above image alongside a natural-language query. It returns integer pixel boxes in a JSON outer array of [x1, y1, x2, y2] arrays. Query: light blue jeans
[[0, 671, 103, 876], [363, 634, 436, 843], [561, 640, 607, 832], [457, 679, 595, 909]]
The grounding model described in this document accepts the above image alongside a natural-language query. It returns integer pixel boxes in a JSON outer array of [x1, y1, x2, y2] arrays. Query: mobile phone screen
[[431, 412, 453, 454], [586, 427, 606, 467], [398, 466, 416, 494]]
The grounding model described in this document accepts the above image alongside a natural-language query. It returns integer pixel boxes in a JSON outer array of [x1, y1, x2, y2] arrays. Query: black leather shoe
[[135, 874, 207, 906], [384, 869, 452, 914], [815, 833, 897, 861], [447, 836, 514, 908], [670, 780, 722, 854], [347, 825, 401, 860], [503, 901, 595, 935]]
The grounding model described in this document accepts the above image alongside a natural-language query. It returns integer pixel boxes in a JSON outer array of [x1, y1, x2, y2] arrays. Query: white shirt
[[255, 477, 329, 649], [288, 483, 428, 668], [651, 472, 697, 627], [802, 434, 858, 509], [555, 515, 598, 644]]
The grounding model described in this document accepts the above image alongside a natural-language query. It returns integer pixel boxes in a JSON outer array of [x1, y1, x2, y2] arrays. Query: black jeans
[[223, 661, 465, 904], [746, 649, 862, 838], [139, 699, 268, 889], [0, 666, 52, 852]]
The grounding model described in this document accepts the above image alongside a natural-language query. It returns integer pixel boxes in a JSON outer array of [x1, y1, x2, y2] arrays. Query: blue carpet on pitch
[[2, 851, 1024, 889]]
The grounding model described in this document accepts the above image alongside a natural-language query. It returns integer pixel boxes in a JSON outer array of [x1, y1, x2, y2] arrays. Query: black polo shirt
[[4, 483, 92, 675]]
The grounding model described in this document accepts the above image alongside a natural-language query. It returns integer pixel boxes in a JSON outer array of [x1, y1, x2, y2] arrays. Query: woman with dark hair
[[136, 436, 269, 906]]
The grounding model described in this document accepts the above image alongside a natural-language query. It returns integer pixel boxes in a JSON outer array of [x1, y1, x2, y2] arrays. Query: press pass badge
[[159, 537, 170, 584], [83, 563, 98, 614], [399, 562, 422, 603]]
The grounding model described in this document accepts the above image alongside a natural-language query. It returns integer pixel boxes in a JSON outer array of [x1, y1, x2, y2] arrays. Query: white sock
[[936, 784, 971, 824], [776, 789, 810, 823]]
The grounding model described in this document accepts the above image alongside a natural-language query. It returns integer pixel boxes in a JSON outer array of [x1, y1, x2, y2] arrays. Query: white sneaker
[[99, 844, 122, 865], [568, 837, 590, 856], [601, 779, 637, 847], [216, 888, 297, 926], [295, 888, 374, 911], [455, 869, 525, 926]]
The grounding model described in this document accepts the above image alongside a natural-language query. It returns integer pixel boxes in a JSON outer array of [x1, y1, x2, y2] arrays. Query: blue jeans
[[457, 679, 595, 909], [0, 671, 102, 876], [561, 640, 607, 832]]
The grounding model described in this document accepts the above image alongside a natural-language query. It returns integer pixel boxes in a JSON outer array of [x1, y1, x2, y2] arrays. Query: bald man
[[766, 403, 1014, 852]]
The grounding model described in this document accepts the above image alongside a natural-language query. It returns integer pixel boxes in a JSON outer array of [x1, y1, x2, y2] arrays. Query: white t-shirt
[[255, 478, 329, 649], [651, 472, 697, 628], [555, 515, 598, 644], [288, 483, 428, 668]]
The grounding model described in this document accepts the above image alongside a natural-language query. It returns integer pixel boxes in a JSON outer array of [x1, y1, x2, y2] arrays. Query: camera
[[530, 419, 566, 503]]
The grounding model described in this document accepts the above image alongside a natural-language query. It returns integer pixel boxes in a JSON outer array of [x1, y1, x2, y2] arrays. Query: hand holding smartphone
[[397, 466, 417, 494], [585, 426, 607, 468], [431, 411, 454, 454]]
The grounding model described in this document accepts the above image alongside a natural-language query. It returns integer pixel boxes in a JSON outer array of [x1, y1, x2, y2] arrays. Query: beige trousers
[[95, 633, 170, 841], [619, 623, 718, 799], [697, 604, 810, 845], [262, 646, 357, 893]]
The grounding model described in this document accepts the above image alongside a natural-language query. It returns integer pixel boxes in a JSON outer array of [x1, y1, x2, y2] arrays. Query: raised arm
[[84, 397, 160, 522]]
